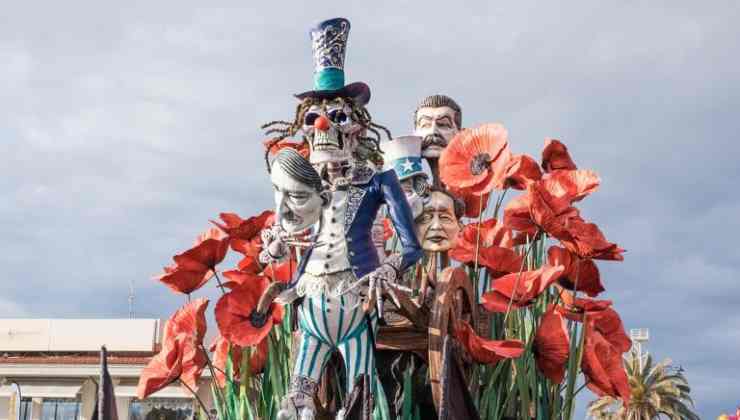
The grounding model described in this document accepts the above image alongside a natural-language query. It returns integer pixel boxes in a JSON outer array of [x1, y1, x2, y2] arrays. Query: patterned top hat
[[294, 18, 371, 105], [383, 136, 427, 180]]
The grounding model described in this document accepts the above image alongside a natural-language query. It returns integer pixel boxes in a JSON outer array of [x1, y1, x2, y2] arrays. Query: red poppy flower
[[541, 169, 600, 203], [555, 297, 631, 353], [555, 294, 612, 322], [154, 264, 213, 295], [210, 335, 242, 387], [263, 138, 310, 159], [454, 320, 524, 365], [173, 228, 230, 273], [503, 154, 543, 190], [591, 307, 632, 353], [581, 322, 631, 404], [541, 139, 576, 172], [547, 246, 604, 297], [451, 187, 490, 218], [450, 218, 514, 263], [237, 255, 261, 274], [382, 217, 394, 241], [558, 215, 625, 261], [481, 265, 565, 313], [533, 306, 570, 384], [478, 247, 525, 278], [262, 259, 295, 283], [209, 335, 269, 387], [137, 299, 209, 399], [503, 183, 579, 241], [215, 277, 284, 347], [439, 123, 512, 195], [221, 269, 268, 290], [211, 211, 275, 255]]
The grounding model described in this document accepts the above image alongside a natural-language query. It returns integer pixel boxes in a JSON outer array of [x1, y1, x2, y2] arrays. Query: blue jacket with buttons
[[293, 168, 423, 282]]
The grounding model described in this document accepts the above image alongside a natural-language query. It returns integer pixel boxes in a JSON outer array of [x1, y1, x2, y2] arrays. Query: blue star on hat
[[382, 136, 427, 180]]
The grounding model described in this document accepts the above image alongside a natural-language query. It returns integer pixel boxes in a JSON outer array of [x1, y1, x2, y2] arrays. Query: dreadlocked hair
[[261, 97, 392, 170]]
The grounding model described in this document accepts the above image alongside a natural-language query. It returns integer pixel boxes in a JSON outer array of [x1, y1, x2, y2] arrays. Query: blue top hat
[[383, 136, 427, 180], [294, 18, 371, 105]]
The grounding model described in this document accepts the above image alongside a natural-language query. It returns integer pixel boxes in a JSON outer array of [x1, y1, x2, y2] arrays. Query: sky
[[1, 1, 738, 418]]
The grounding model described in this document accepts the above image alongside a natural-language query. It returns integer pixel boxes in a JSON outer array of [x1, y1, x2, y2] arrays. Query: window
[[129, 398, 195, 420], [19, 398, 32, 420], [40, 398, 81, 420]]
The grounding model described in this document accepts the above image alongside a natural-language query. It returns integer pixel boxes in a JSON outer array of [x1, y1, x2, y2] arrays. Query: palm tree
[[587, 351, 699, 420]]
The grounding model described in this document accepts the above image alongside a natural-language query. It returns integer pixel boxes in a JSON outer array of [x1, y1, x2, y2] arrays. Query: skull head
[[302, 98, 363, 166]]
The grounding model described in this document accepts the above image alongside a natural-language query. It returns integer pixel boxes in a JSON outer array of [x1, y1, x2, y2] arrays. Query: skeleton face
[[415, 191, 461, 252], [270, 163, 325, 233], [414, 106, 460, 159], [303, 99, 362, 165]]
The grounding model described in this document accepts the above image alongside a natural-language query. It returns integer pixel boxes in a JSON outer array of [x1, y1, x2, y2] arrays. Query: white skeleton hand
[[259, 225, 289, 264], [351, 253, 403, 317]]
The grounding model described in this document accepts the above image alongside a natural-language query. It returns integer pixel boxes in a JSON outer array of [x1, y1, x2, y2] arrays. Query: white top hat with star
[[382, 135, 427, 180]]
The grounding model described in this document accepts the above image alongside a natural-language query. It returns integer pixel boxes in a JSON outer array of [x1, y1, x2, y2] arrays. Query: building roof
[[0, 319, 162, 353]]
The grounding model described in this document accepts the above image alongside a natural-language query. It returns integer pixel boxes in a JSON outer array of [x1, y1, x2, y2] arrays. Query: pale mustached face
[[270, 164, 324, 233], [414, 106, 459, 159], [302, 99, 361, 165], [415, 191, 461, 252]]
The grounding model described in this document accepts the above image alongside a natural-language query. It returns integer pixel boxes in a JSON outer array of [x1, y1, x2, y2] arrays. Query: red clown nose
[[314, 115, 331, 131]]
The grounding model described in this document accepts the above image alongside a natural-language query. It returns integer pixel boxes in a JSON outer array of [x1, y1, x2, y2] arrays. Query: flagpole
[[99, 346, 106, 420]]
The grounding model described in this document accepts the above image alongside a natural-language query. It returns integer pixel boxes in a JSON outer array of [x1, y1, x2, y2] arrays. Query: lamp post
[[629, 328, 650, 370]]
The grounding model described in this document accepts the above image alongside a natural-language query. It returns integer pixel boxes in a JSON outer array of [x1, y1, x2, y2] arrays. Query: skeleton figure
[[260, 18, 422, 420]]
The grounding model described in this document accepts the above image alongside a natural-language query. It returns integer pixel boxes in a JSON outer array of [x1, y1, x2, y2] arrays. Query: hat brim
[[294, 82, 371, 106]]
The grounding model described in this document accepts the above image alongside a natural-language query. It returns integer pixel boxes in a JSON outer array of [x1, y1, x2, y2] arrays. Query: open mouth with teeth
[[311, 129, 344, 152]]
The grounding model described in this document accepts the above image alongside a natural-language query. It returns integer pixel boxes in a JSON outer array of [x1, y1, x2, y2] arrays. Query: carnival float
[[136, 17, 632, 420]]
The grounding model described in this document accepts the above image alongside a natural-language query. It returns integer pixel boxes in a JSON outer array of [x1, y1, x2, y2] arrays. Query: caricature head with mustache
[[413, 94, 462, 159], [270, 148, 330, 233]]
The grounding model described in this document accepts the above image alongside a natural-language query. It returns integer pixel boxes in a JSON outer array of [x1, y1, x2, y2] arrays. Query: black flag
[[92, 346, 119, 420]]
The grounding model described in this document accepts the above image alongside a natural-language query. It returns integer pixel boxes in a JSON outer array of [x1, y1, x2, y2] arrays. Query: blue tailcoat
[[294, 168, 422, 281]]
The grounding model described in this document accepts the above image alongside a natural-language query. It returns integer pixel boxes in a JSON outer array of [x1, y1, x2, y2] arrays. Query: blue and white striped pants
[[294, 291, 379, 392]]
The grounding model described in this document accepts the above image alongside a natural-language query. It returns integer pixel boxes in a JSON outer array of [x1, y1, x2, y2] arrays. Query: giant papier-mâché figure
[[259, 18, 423, 420]]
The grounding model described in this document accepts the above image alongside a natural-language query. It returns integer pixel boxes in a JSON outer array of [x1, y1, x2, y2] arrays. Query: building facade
[[0, 319, 213, 420]]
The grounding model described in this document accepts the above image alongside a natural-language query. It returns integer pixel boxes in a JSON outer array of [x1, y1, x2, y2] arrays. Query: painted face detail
[[415, 191, 461, 252], [303, 99, 360, 165], [400, 175, 428, 219], [270, 163, 324, 233], [414, 106, 459, 159]]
